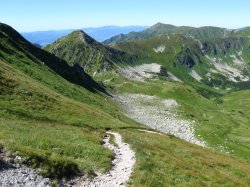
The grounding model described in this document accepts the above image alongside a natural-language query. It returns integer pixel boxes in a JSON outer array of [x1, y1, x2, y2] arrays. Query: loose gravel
[[114, 93, 206, 147], [0, 164, 51, 187]]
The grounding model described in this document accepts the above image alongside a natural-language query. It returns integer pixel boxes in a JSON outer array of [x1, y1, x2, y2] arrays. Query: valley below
[[0, 21, 250, 187]]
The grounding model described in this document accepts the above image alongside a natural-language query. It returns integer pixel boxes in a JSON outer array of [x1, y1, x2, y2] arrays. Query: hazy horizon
[[1, 0, 250, 32], [18, 23, 250, 34]]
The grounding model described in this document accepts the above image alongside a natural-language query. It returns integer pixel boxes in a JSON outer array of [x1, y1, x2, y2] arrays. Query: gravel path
[[114, 94, 206, 147], [0, 132, 135, 187], [65, 132, 136, 187]]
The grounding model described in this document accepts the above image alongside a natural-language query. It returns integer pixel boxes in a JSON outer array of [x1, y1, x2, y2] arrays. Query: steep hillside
[[0, 23, 141, 179], [112, 33, 250, 90], [201, 36, 250, 88], [44, 30, 134, 75], [0, 23, 105, 93], [103, 22, 230, 45], [113, 34, 215, 85], [1, 22, 250, 186]]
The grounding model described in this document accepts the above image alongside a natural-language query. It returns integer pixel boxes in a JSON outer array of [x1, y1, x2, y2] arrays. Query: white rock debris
[[189, 70, 202, 82], [230, 54, 244, 66], [117, 63, 162, 82], [117, 63, 183, 83], [206, 55, 249, 82], [114, 94, 206, 147], [167, 72, 183, 83], [0, 164, 51, 187], [153, 45, 166, 53]]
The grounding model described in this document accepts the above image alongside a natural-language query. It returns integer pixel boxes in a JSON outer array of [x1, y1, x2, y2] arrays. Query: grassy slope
[[1, 22, 250, 185], [0, 59, 140, 178], [95, 73, 250, 186], [96, 72, 250, 160], [201, 36, 250, 89], [122, 129, 250, 187], [0, 22, 140, 179], [2, 62, 250, 185], [113, 34, 213, 83]]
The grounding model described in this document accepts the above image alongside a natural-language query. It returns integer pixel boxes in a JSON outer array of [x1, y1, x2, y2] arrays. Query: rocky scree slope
[[0, 158, 51, 187], [114, 94, 206, 147], [201, 36, 250, 86], [113, 32, 250, 89], [113, 34, 211, 83]]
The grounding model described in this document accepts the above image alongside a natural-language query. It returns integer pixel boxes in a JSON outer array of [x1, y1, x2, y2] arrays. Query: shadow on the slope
[[0, 159, 13, 171]]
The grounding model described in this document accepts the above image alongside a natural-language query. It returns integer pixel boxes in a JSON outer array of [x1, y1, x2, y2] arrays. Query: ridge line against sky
[[1, 0, 250, 32]]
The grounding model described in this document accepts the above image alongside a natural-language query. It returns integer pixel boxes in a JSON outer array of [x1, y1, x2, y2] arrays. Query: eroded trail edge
[[68, 132, 136, 187]]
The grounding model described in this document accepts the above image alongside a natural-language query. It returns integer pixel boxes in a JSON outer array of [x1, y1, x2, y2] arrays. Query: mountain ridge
[[0, 22, 106, 93], [103, 22, 247, 45], [112, 32, 250, 90], [44, 30, 135, 75]]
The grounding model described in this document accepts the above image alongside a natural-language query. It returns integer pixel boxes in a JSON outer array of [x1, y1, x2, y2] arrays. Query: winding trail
[[67, 132, 136, 187], [0, 132, 136, 187]]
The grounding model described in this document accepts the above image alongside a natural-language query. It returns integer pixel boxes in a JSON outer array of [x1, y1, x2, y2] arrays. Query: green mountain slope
[[0, 22, 139, 178], [44, 30, 134, 75], [1, 22, 250, 186], [95, 72, 250, 186], [112, 34, 214, 85], [233, 27, 250, 37], [112, 33, 250, 90], [103, 22, 230, 45], [0, 23, 105, 93]]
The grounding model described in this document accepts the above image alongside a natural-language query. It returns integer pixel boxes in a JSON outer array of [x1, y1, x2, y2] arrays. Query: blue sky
[[1, 0, 250, 32]]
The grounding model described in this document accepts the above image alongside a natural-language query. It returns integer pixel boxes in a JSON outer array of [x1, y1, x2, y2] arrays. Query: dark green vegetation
[[103, 22, 250, 45], [1, 22, 250, 186], [44, 30, 135, 75]]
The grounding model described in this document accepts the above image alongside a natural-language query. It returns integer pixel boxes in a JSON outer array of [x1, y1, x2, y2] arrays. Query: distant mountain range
[[21, 26, 148, 46], [103, 22, 250, 45]]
